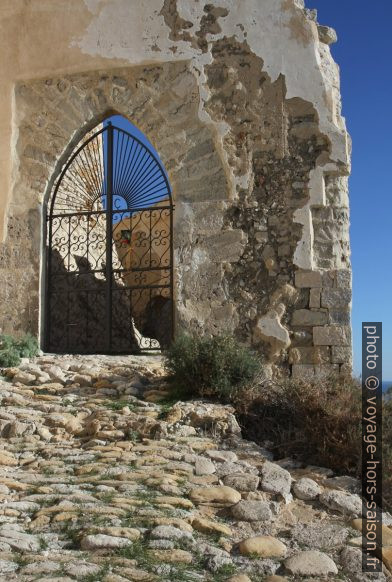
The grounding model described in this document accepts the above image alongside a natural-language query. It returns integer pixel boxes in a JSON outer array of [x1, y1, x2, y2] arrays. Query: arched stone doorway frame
[[45, 117, 175, 353], [10, 61, 230, 348]]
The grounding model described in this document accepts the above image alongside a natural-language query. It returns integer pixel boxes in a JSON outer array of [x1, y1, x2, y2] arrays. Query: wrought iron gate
[[45, 122, 174, 354]]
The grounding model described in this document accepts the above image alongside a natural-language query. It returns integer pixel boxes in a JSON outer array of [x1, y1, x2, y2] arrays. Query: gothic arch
[[8, 62, 229, 345], [45, 116, 174, 353]]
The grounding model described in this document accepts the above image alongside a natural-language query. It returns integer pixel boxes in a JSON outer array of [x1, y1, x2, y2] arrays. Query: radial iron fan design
[[50, 124, 171, 216]]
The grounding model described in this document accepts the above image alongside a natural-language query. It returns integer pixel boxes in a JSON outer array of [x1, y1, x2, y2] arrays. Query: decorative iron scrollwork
[[45, 122, 174, 354]]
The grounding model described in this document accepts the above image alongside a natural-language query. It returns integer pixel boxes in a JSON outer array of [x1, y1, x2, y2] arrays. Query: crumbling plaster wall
[[0, 0, 352, 377]]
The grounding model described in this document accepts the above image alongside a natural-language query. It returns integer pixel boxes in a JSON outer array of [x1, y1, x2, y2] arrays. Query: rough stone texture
[[189, 486, 241, 507], [292, 477, 322, 500], [190, 517, 232, 537], [291, 523, 350, 550], [0, 354, 388, 581], [80, 534, 132, 550], [260, 461, 292, 500], [317, 25, 338, 45], [195, 457, 216, 476], [239, 535, 287, 558], [231, 500, 273, 522], [0, 0, 352, 378], [284, 550, 338, 576], [289, 346, 330, 365], [332, 346, 353, 365], [291, 309, 328, 326], [295, 271, 322, 288], [223, 473, 260, 492], [313, 325, 351, 346], [352, 519, 392, 547], [319, 489, 362, 517]]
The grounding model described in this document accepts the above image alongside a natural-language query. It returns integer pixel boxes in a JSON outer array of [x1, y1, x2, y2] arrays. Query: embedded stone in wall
[[331, 346, 353, 365], [335, 269, 352, 290], [201, 230, 247, 263], [313, 326, 351, 346], [309, 289, 321, 308], [289, 346, 330, 365], [291, 309, 328, 326], [317, 25, 338, 45], [321, 288, 351, 309], [295, 271, 322, 288]]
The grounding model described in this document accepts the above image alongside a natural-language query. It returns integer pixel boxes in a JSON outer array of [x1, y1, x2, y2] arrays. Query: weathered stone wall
[[0, 0, 352, 377]]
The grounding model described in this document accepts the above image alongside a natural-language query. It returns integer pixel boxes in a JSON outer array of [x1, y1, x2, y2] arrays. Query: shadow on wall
[[47, 250, 171, 353]]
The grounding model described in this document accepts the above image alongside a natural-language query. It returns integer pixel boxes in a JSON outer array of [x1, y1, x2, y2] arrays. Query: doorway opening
[[45, 116, 174, 354]]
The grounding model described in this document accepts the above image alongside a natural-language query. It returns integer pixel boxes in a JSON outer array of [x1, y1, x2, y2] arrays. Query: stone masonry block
[[335, 269, 352, 290], [331, 346, 353, 365], [328, 310, 351, 325], [309, 288, 320, 308], [295, 270, 322, 288], [321, 288, 351, 309], [321, 271, 335, 287], [203, 230, 247, 263], [291, 309, 327, 326], [313, 326, 351, 346], [289, 346, 330, 365]]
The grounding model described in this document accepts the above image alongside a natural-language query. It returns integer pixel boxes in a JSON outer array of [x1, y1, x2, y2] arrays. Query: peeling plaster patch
[[308, 166, 326, 207], [291, 165, 323, 268], [293, 204, 313, 270], [281, 0, 313, 47], [177, 0, 205, 26], [73, 0, 192, 62], [160, 0, 194, 43], [254, 306, 291, 360], [75, 0, 349, 169], [188, 53, 236, 201], [191, 247, 209, 270], [195, 4, 230, 52], [253, 284, 297, 360], [217, 1, 349, 167]]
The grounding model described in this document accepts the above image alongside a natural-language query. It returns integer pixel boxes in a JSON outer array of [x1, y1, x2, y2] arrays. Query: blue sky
[[309, 0, 392, 379], [103, 115, 170, 217]]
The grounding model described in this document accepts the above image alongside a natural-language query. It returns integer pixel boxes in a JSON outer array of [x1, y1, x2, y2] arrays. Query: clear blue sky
[[308, 1, 391, 379]]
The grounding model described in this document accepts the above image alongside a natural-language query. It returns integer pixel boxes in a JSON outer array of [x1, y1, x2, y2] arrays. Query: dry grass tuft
[[236, 375, 392, 513]]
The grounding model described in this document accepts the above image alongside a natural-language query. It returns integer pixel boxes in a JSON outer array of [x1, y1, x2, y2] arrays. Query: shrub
[[16, 333, 39, 358], [164, 333, 261, 402], [237, 375, 392, 513], [237, 375, 362, 474], [0, 345, 21, 367], [0, 333, 39, 368]]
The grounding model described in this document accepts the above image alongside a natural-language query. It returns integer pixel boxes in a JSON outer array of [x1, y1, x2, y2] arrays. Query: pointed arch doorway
[[45, 118, 174, 354]]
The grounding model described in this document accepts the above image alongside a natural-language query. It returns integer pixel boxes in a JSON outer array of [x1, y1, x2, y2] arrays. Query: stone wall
[[0, 0, 352, 377]]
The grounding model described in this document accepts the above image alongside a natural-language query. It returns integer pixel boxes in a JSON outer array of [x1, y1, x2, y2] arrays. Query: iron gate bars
[[45, 122, 174, 354]]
